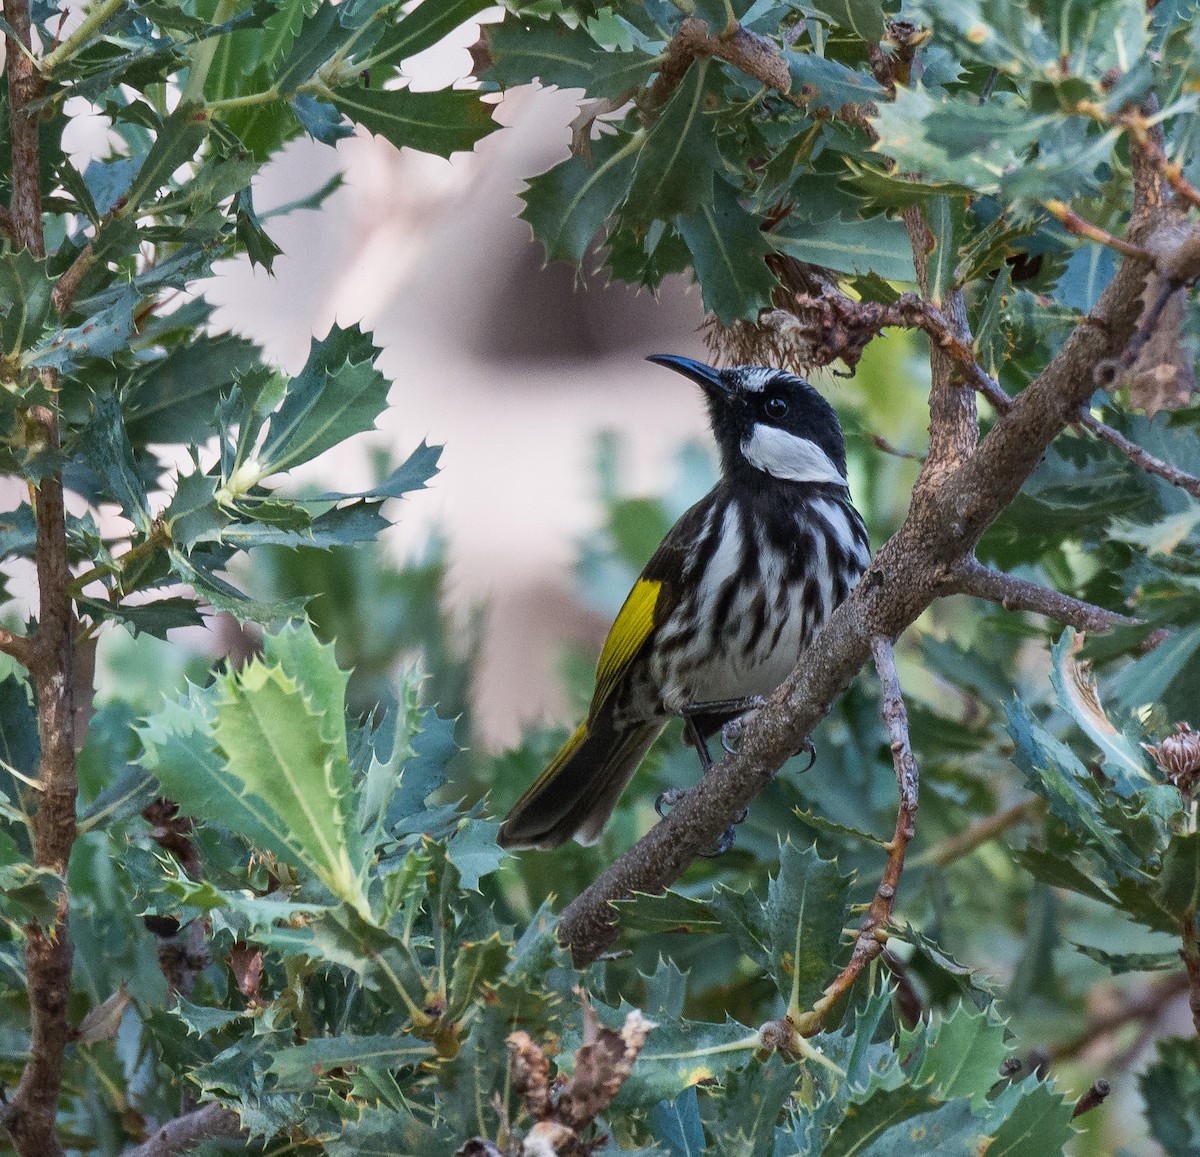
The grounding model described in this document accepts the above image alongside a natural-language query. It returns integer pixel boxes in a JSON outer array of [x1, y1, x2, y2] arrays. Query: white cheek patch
[[741, 423, 846, 484]]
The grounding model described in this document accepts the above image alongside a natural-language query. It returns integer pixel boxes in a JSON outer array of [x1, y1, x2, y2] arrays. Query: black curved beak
[[646, 354, 732, 399]]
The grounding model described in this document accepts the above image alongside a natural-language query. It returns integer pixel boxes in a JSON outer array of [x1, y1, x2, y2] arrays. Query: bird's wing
[[590, 577, 663, 715], [587, 494, 714, 719]]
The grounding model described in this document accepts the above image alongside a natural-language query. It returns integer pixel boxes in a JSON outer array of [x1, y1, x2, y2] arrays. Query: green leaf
[[125, 333, 262, 446], [810, 0, 885, 42], [611, 889, 723, 935], [520, 131, 640, 266], [309, 439, 442, 501], [139, 625, 369, 913], [1072, 943, 1181, 973], [0, 249, 54, 357], [986, 1080, 1075, 1157], [598, 1013, 757, 1106], [870, 86, 1053, 197], [1049, 629, 1154, 796], [1141, 1037, 1200, 1157], [677, 177, 777, 324], [626, 58, 720, 221], [446, 930, 510, 1021], [485, 17, 658, 99], [25, 291, 136, 370], [250, 325, 389, 483], [324, 1104, 456, 1155], [1111, 625, 1200, 714], [648, 1086, 706, 1157], [770, 213, 916, 282], [702, 1054, 794, 1156], [331, 85, 494, 158], [79, 390, 153, 534], [445, 817, 505, 891], [274, 4, 358, 93], [123, 102, 209, 212], [906, 1004, 1010, 1109], [1006, 699, 1144, 877], [290, 92, 354, 144], [368, 0, 496, 76], [1156, 831, 1200, 915], [786, 50, 885, 116], [767, 841, 853, 1015], [823, 1085, 947, 1156], [268, 1034, 436, 1088], [0, 675, 40, 786]]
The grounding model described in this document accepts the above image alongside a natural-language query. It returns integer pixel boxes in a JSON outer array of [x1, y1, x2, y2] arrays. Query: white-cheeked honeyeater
[[498, 355, 871, 850]]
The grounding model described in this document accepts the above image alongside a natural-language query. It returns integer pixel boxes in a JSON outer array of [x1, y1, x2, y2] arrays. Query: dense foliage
[[2, 0, 1200, 1154]]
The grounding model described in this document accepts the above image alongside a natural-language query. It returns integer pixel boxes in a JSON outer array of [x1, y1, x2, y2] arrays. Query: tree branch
[[642, 15, 789, 114], [121, 1104, 245, 1157], [791, 638, 919, 1036], [1, 4, 78, 1154], [1049, 972, 1189, 1062], [949, 560, 1145, 635], [0, 625, 37, 669], [903, 206, 978, 473], [1079, 411, 1200, 499], [556, 195, 1188, 968]]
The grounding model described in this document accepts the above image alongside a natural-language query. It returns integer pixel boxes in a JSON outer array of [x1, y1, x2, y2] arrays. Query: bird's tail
[[497, 713, 662, 850]]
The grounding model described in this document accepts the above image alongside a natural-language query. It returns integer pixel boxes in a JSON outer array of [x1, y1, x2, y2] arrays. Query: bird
[[497, 355, 871, 851]]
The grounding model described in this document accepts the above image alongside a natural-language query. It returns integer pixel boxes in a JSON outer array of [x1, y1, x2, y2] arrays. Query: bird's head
[[647, 355, 849, 487]]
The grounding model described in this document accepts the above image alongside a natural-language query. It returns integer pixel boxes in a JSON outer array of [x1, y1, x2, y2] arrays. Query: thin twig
[[1043, 199, 1155, 262], [909, 797, 1047, 869], [949, 559, 1146, 635], [1079, 411, 1200, 499], [51, 240, 95, 317], [1070, 1080, 1112, 1120], [121, 1103, 245, 1157], [1049, 972, 1189, 1062], [792, 638, 919, 1036]]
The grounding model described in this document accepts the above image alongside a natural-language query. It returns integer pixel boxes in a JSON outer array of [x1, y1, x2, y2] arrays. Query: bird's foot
[[718, 698, 768, 756], [699, 807, 750, 857], [655, 787, 688, 818]]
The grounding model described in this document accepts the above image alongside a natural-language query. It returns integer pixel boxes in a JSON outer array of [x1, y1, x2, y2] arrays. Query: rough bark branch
[[903, 206, 978, 472], [121, 1104, 246, 1157], [642, 15, 789, 115], [0, 624, 37, 668], [949, 560, 1145, 635], [1079, 411, 1200, 499], [557, 196, 1187, 968], [791, 637, 918, 1036], [0, 5, 78, 1155]]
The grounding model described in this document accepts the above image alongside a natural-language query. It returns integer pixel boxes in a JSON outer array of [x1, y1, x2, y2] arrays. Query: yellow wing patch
[[591, 578, 661, 715]]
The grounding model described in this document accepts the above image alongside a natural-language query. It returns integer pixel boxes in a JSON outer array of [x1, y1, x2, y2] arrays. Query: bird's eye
[[763, 395, 789, 420]]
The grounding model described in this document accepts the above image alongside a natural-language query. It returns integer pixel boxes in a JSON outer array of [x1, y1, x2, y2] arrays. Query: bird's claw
[[698, 806, 750, 856], [719, 699, 766, 755], [796, 737, 817, 773], [655, 788, 687, 818]]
